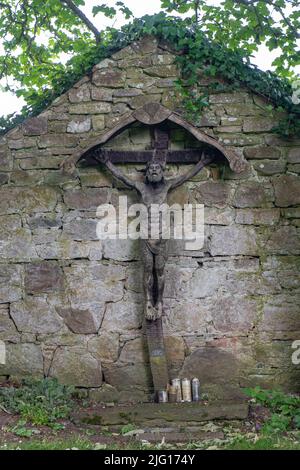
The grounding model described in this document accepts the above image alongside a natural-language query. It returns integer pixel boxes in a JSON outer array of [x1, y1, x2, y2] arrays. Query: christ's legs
[[155, 251, 167, 318], [141, 241, 156, 320]]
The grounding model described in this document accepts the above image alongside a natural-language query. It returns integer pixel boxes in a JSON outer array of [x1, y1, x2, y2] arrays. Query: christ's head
[[145, 161, 164, 183]]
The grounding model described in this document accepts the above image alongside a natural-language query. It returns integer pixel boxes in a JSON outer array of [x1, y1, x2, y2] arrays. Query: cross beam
[[82, 125, 221, 168]]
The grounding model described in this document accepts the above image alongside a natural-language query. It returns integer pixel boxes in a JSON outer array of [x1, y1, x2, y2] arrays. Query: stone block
[[273, 175, 300, 207], [49, 346, 102, 387], [233, 182, 271, 208], [63, 188, 109, 210], [57, 307, 99, 334], [0, 264, 23, 303], [0, 187, 59, 215], [92, 115, 105, 131], [68, 85, 90, 103], [101, 301, 143, 333], [23, 116, 48, 135], [0, 343, 43, 379], [210, 225, 259, 256], [287, 148, 300, 163], [190, 181, 231, 208], [254, 159, 286, 175], [10, 297, 64, 334], [38, 134, 79, 148], [92, 69, 126, 88], [244, 146, 281, 160], [69, 102, 111, 114], [91, 87, 113, 101], [260, 296, 300, 333], [235, 208, 280, 225], [266, 226, 300, 254], [88, 333, 119, 363], [63, 218, 98, 241], [243, 117, 276, 133], [67, 117, 91, 133], [25, 262, 63, 294]]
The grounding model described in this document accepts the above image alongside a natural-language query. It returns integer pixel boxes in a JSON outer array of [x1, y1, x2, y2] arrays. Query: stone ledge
[[74, 401, 249, 426]]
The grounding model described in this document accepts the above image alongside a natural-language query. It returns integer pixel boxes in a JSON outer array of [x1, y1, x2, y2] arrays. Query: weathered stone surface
[[25, 262, 63, 294], [0, 173, 9, 185], [163, 300, 208, 334], [191, 181, 231, 208], [76, 401, 249, 425], [63, 188, 109, 210], [88, 333, 119, 363], [0, 187, 59, 215], [57, 307, 98, 334], [92, 69, 126, 88], [91, 115, 106, 131], [91, 87, 113, 101], [103, 363, 152, 390], [38, 134, 78, 148], [287, 148, 300, 163], [64, 262, 125, 305], [103, 239, 140, 261], [233, 182, 271, 208], [119, 336, 148, 364], [181, 348, 241, 385], [211, 296, 257, 333], [67, 117, 91, 133], [0, 264, 23, 303], [164, 336, 185, 370], [273, 175, 300, 207], [89, 384, 119, 403], [254, 159, 286, 175], [63, 218, 98, 241], [0, 343, 43, 379], [69, 102, 111, 115], [266, 226, 300, 254], [101, 301, 143, 333], [23, 116, 48, 135], [210, 226, 259, 256], [10, 297, 64, 334], [260, 296, 300, 333], [69, 85, 90, 103], [49, 346, 102, 387], [235, 208, 280, 225], [144, 65, 178, 78], [243, 117, 275, 133], [244, 146, 281, 160], [0, 145, 12, 171], [1, 37, 300, 399]]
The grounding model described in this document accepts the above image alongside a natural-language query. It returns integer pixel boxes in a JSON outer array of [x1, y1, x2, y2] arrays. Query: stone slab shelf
[[75, 401, 249, 427]]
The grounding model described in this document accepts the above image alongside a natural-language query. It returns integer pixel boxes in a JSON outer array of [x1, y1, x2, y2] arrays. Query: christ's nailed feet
[[145, 302, 162, 321]]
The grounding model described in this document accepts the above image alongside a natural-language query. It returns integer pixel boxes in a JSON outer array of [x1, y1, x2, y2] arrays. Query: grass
[[1, 433, 300, 451]]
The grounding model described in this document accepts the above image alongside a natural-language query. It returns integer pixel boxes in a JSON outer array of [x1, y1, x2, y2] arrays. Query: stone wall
[[0, 36, 299, 402]]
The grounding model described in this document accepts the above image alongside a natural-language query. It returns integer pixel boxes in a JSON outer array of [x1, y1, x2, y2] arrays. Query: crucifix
[[91, 124, 214, 400]]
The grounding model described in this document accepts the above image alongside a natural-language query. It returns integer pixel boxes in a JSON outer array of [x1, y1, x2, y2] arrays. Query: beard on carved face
[[145, 162, 164, 183]]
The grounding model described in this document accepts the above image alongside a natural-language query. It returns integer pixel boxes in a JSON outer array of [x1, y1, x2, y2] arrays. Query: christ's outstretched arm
[[168, 151, 214, 190], [95, 150, 137, 189]]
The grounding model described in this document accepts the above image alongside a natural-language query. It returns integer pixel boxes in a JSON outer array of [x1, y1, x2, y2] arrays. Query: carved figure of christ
[[96, 150, 213, 321]]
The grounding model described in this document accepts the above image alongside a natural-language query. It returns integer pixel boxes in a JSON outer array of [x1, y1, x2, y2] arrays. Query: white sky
[[0, 0, 298, 116]]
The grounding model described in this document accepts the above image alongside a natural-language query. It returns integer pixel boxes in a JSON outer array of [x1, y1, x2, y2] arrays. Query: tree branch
[[59, 0, 101, 43], [275, 5, 300, 39]]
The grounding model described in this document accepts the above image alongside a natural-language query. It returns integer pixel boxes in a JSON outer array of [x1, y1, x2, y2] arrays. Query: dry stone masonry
[[0, 36, 299, 402]]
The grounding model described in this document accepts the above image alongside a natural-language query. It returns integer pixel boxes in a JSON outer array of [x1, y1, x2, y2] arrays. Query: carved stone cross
[[68, 103, 248, 401]]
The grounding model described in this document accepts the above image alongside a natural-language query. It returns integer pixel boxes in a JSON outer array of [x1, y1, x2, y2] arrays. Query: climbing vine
[[0, 13, 299, 137]]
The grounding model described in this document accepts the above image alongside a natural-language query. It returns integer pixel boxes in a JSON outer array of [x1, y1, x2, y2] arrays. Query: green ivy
[[1, 12, 299, 137]]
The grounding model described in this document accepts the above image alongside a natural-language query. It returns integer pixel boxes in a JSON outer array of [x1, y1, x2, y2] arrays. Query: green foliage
[[120, 423, 136, 435], [0, 378, 75, 427], [0, 8, 299, 137], [245, 387, 300, 433]]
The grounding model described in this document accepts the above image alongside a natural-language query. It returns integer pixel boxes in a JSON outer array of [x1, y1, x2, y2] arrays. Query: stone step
[[75, 401, 249, 427], [135, 431, 224, 443]]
